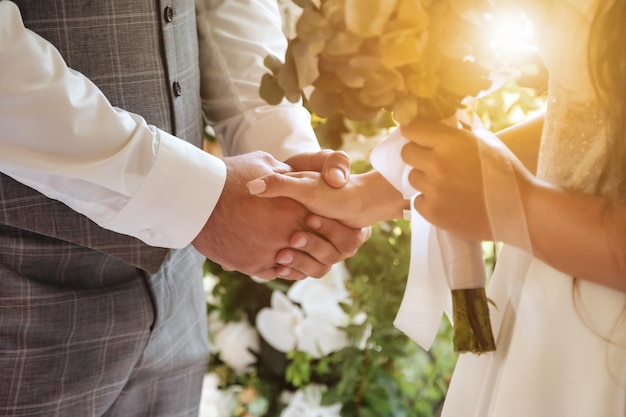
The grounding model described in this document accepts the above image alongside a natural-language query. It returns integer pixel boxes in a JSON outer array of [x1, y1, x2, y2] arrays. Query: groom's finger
[[304, 215, 371, 256], [321, 150, 350, 188]]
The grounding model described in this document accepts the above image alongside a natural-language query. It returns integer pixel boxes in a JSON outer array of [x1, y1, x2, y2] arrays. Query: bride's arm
[[496, 112, 544, 174], [498, 114, 626, 291], [522, 177, 626, 292], [401, 118, 626, 293]]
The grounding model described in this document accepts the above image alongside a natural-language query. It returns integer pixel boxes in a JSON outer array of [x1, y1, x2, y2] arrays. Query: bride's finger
[[285, 150, 351, 188], [401, 141, 434, 171], [401, 119, 439, 148], [407, 168, 428, 192], [246, 172, 320, 201]]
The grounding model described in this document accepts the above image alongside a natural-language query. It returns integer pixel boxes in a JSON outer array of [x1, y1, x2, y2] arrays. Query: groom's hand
[[192, 151, 369, 280], [276, 150, 371, 278]]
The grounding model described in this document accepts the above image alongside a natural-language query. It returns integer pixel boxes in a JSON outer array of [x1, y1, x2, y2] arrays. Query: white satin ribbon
[[371, 128, 486, 350], [371, 116, 544, 352]]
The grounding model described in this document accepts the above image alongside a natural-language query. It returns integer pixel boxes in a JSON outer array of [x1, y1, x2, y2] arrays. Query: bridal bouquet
[[260, 0, 497, 353]]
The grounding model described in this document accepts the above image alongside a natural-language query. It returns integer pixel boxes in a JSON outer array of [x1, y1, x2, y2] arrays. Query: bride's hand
[[247, 170, 407, 229], [247, 171, 367, 228], [400, 119, 534, 242]]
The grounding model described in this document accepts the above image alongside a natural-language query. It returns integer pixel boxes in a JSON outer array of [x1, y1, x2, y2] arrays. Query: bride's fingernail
[[329, 167, 346, 183], [247, 179, 267, 195]]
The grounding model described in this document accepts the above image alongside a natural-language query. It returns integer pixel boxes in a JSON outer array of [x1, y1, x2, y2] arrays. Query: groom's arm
[[0, 1, 222, 249]]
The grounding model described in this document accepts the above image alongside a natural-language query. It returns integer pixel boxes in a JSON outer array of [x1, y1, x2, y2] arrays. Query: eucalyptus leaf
[[260, 73, 285, 105], [340, 90, 380, 121], [263, 54, 283, 75], [320, 0, 345, 27], [278, 44, 303, 102], [296, 7, 333, 42], [324, 31, 363, 58], [292, 41, 321, 89], [345, 0, 397, 37], [292, 0, 318, 9]]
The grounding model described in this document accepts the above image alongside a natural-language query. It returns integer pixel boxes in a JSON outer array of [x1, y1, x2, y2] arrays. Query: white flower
[[198, 373, 238, 417], [288, 263, 353, 330], [280, 385, 342, 417], [288, 263, 351, 306], [256, 289, 349, 358], [214, 318, 260, 374], [256, 263, 370, 358]]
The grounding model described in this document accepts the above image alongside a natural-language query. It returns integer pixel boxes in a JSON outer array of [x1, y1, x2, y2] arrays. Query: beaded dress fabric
[[536, 0, 609, 194], [439, 0, 626, 416]]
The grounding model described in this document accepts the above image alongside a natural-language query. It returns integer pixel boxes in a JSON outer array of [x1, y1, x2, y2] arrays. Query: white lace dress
[[440, 0, 626, 415]]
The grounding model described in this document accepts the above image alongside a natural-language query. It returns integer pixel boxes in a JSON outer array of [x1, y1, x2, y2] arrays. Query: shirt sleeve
[[196, 0, 321, 161], [0, 1, 225, 249]]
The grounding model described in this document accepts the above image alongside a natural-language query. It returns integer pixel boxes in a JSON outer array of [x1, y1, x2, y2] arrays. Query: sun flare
[[485, 9, 537, 65]]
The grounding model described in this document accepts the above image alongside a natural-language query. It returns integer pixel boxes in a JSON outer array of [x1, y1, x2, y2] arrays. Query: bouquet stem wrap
[[438, 229, 495, 353], [370, 124, 495, 354]]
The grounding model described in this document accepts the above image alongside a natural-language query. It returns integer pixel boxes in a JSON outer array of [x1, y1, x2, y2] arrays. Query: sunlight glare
[[486, 10, 537, 65]]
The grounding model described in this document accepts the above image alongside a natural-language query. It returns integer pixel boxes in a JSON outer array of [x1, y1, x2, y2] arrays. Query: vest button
[[172, 81, 182, 97], [163, 6, 174, 23]]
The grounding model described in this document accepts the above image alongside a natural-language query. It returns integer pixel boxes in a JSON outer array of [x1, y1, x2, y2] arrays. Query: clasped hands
[[192, 149, 372, 281], [245, 119, 534, 248]]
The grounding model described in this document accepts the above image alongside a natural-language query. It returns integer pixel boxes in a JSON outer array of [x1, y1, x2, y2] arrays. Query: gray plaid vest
[[1, 0, 204, 274]]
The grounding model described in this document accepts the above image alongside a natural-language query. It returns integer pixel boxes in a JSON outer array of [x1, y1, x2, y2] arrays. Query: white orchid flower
[[214, 318, 260, 374], [256, 290, 305, 353], [256, 290, 349, 358], [288, 263, 351, 306], [280, 385, 342, 417]]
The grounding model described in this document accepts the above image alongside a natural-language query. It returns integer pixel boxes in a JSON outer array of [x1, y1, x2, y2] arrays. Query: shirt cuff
[[104, 130, 226, 248]]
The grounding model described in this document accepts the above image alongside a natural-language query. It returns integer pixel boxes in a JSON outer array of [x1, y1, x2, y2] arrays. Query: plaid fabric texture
[[2, 0, 205, 273], [0, 233, 209, 417], [1, 0, 209, 415]]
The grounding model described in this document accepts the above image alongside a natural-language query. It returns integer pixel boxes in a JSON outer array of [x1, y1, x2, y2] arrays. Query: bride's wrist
[[354, 171, 407, 226]]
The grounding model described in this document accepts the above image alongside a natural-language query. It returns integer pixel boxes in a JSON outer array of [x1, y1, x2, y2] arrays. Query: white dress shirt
[[0, 0, 319, 249]]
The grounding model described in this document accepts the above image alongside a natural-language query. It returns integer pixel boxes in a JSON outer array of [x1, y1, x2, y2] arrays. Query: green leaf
[[296, 8, 333, 42], [320, 0, 346, 27], [345, 0, 397, 37], [391, 95, 419, 126], [292, 40, 322, 89], [340, 90, 380, 121], [259, 73, 285, 105], [278, 43, 303, 102], [323, 31, 363, 58], [263, 54, 283, 75], [292, 0, 317, 9], [437, 57, 490, 98], [308, 88, 341, 118]]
